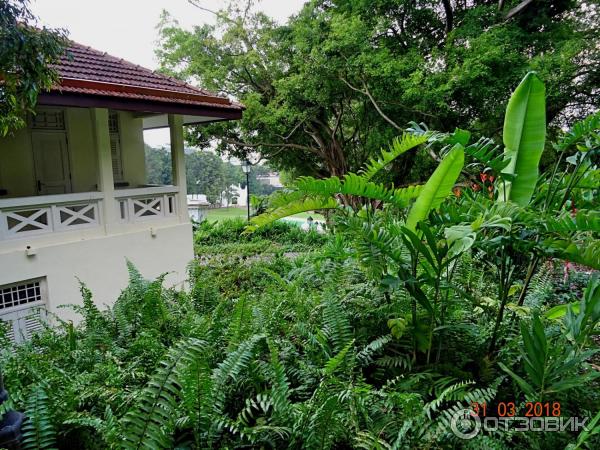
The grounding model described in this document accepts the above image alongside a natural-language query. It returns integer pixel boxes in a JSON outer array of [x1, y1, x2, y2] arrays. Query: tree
[[0, 0, 67, 136], [157, 0, 599, 181], [144, 146, 246, 205]]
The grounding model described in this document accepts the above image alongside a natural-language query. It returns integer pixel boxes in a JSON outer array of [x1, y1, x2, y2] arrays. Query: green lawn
[[200, 207, 247, 222], [199, 207, 324, 223]]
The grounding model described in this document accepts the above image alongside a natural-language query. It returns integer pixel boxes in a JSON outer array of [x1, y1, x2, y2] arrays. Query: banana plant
[[498, 72, 546, 206]]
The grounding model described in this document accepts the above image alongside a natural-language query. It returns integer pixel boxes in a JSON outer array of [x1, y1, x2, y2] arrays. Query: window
[[109, 112, 124, 182], [0, 278, 47, 345], [30, 109, 66, 130]]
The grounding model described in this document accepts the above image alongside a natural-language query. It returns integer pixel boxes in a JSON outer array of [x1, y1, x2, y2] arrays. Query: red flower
[[489, 175, 495, 183], [480, 173, 488, 182], [453, 187, 462, 197]]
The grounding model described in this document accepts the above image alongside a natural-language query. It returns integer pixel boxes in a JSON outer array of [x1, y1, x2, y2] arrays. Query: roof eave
[[37, 91, 243, 122]]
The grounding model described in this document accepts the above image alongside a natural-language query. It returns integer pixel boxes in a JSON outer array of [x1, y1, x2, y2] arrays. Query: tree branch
[[221, 138, 319, 154], [505, 0, 535, 20], [340, 77, 403, 131]]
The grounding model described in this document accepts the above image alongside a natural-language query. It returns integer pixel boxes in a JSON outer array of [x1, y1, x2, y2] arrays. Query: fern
[[22, 385, 57, 450], [322, 298, 353, 353], [323, 339, 355, 375], [211, 334, 265, 415], [357, 335, 393, 366], [121, 337, 206, 450]]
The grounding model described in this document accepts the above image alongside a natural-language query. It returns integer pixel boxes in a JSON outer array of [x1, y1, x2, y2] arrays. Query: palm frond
[[247, 197, 338, 231], [361, 132, 431, 181]]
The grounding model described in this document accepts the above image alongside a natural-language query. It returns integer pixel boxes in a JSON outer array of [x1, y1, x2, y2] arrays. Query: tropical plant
[[0, 0, 67, 136]]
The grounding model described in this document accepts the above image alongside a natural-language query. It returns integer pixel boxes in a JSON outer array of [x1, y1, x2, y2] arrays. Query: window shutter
[[110, 134, 124, 181], [0, 279, 47, 345]]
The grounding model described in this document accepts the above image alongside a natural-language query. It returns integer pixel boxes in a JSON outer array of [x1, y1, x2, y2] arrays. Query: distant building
[[256, 172, 282, 188]]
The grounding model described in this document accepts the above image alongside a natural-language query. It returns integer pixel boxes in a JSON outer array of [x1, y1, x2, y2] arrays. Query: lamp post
[[241, 159, 251, 221]]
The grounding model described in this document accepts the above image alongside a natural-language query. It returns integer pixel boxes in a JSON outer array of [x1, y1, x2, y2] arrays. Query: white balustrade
[[114, 186, 178, 223], [0, 192, 103, 239]]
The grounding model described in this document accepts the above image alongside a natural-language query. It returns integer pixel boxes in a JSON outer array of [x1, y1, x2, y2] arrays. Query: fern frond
[[423, 380, 475, 419], [22, 385, 56, 450], [121, 337, 206, 450], [211, 335, 265, 415], [357, 335, 393, 366], [322, 299, 353, 353], [361, 132, 431, 181], [323, 339, 355, 375]]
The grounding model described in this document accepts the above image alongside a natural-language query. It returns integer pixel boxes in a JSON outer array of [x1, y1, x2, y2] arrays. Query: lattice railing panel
[[0, 199, 101, 239], [118, 194, 176, 222]]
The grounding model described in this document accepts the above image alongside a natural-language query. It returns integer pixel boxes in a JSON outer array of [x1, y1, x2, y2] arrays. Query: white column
[[168, 114, 188, 222], [91, 108, 118, 232]]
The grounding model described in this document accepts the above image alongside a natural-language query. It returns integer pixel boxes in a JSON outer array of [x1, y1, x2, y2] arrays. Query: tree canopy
[[0, 0, 67, 136], [157, 0, 599, 180]]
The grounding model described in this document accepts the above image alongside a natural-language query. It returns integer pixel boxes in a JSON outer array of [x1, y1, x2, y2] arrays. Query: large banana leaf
[[405, 145, 464, 231], [500, 72, 546, 205]]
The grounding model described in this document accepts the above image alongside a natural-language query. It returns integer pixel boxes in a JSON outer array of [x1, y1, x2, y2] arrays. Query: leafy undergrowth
[[194, 218, 326, 258], [0, 254, 598, 449]]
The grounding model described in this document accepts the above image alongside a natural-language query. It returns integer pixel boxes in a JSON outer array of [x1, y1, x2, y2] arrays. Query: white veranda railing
[[115, 187, 178, 223], [0, 192, 103, 239]]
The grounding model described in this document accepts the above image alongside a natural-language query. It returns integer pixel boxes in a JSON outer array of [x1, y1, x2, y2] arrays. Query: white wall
[[0, 222, 193, 323]]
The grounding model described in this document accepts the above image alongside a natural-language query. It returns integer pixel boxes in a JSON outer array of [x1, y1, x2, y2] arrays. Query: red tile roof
[[44, 41, 243, 114]]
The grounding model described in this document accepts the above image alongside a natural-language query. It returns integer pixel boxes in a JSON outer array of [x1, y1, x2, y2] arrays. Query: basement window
[[0, 278, 47, 345]]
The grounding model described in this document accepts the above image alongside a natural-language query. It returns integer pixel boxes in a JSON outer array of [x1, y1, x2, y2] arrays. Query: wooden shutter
[[0, 279, 47, 345], [110, 134, 124, 181]]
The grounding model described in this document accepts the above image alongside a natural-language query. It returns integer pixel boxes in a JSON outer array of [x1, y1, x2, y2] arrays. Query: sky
[[29, 0, 305, 146]]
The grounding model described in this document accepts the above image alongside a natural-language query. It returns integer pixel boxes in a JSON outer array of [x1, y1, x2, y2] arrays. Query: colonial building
[[0, 41, 242, 342]]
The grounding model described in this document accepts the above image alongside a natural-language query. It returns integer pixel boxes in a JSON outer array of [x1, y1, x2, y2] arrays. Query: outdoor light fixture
[[241, 159, 251, 221]]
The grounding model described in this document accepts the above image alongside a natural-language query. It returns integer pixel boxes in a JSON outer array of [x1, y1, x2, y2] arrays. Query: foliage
[[157, 0, 600, 179], [0, 32, 599, 450], [0, 0, 67, 136], [195, 217, 326, 257]]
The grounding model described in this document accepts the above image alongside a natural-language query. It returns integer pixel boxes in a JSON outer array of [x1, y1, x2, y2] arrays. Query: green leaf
[[545, 303, 580, 320], [499, 72, 546, 205], [361, 132, 430, 181], [498, 362, 535, 397], [246, 196, 338, 231], [405, 145, 464, 231], [323, 339, 355, 375]]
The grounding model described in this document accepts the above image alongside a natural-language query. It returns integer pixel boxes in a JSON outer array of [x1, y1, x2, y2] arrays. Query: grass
[[199, 207, 324, 223], [199, 207, 246, 222]]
